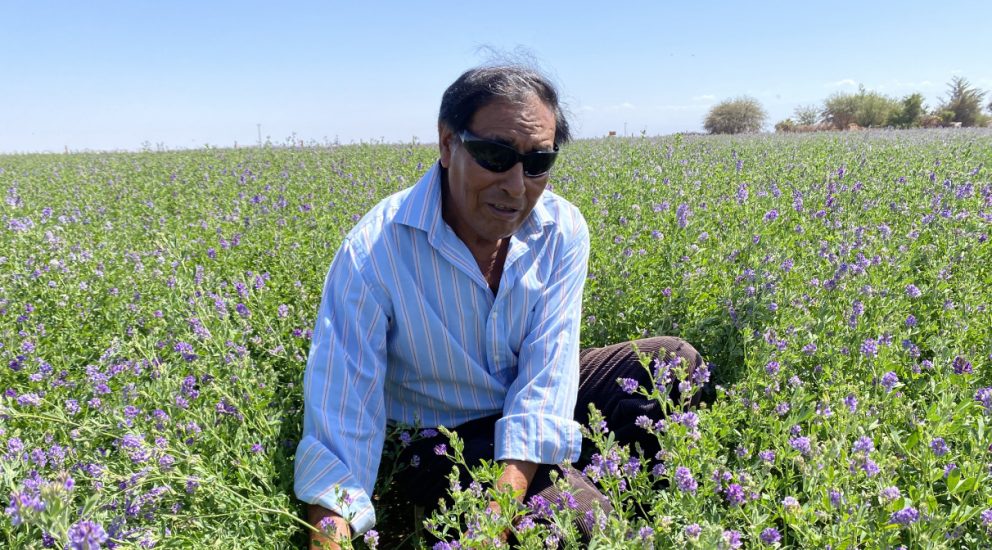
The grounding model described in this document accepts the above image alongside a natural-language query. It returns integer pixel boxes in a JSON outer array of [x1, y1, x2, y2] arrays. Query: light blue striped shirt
[[294, 162, 589, 534]]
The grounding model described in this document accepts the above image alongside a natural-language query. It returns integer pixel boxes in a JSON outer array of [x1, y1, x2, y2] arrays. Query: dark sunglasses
[[458, 129, 559, 177]]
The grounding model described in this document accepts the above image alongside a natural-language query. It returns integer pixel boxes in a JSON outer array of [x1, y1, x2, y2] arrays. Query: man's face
[[439, 95, 557, 248]]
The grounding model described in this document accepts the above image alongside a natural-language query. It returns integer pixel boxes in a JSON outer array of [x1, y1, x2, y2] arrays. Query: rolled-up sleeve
[[295, 239, 388, 535], [495, 218, 589, 465]]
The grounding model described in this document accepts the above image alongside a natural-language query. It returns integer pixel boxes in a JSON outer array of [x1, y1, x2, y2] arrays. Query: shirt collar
[[395, 161, 556, 240]]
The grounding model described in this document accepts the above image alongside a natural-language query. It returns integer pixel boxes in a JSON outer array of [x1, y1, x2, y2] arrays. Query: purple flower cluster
[[930, 437, 949, 457], [889, 506, 920, 525], [952, 356, 972, 375], [880, 371, 899, 392], [68, 519, 109, 550], [976, 387, 992, 412], [759, 527, 781, 544], [880, 486, 901, 501], [617, 377, 639, 394], [852, 435, 874, 454], [674, 466, 697, 494], [981, 509, 992, 532], [583, 449, 623, 483], [789, 436, 812, 457]]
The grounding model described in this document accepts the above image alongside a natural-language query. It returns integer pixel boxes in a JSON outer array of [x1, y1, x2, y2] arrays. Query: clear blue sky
[[2, 1, 990, 153]]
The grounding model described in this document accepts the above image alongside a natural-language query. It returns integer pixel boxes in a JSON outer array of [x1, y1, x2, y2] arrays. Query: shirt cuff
[[294, 435, 377, 535], [493, 413, 582, 464]]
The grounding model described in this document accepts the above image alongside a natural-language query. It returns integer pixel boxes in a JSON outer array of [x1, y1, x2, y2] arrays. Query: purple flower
[[981, 508, 992, 528], [363, 529, 380, 549], [675, 411, 699, 430], [861, 458, 881, 477], [527, 495, 552, 518], [930, 438, 949, 457], [433, 444, 447, 456], [676, 203, 691, 228], [67, 519, 108, 550], [674, 466, 697, 494], [952, 356, 972, 375], [880, 371, 899, 392], [759, 450, 775, 464], [188, 317, 211, 340], [760, 527, 781, 544], [881, 486, 901, 501], [736, 184, 749, 203], [829, 489, 843, 507], [763, 209, 779, 222], [16, 393, 41, 407], [782, 496, 800, 511], [617, 377, 639, 394], [185, 477, 200, 494], [685, 523, 702, 539], [725, 483, 746, 506], [976, 387, 992, 412], [905, 284, 922, 298], [905, 314, 917, 327], [173, 341, 197, 362], [860, 338, 878, 358], [889, 506, 919, 525], [5, 491, 44, 526], [638, 526, 654, 541], [853, 436, 874, 454], [789, 436, 812, 457], [765, 361, 780, 376], [721, 529, 743, 549], [844, 393, 858, 413]]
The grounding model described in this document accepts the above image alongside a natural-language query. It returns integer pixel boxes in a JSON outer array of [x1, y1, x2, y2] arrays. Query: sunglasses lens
[[464, 141, 516, 172], [522, 152, 557, 177]]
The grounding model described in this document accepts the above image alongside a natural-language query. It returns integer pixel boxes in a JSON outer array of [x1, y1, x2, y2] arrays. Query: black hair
[[438, 65, 572, 147]]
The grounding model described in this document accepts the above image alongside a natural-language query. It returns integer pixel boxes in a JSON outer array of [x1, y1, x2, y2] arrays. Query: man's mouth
[[489, 203, 518, 213]]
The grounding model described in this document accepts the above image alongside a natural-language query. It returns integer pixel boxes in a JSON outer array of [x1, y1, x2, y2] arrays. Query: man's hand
[[495, 459, 538, 502], [489, 459, 539, 542], [308, 504, 351, 550]]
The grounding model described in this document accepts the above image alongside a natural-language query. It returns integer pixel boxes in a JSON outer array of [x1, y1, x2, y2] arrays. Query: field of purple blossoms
[[2, 129, 991, 549]]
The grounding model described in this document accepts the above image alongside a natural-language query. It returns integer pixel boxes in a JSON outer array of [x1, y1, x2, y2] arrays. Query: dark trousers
[[392, 336, 710, 540]]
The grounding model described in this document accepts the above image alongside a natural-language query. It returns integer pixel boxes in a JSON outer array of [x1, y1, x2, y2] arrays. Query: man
[[295, 65, 709, 548]]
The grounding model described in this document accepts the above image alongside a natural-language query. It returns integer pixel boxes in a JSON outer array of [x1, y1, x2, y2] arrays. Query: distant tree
[[941, 76, 988, 127], [890, 93, 926, 128], [703, 96, 767, 134], [822, 92, 860, 129], [775, 119, 796, 132], [822, 86, 901, 129], [794, 105, 820, 126]]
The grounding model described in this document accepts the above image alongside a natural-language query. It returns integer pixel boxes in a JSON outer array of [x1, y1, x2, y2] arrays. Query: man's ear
[[438, 123, 455, 168]]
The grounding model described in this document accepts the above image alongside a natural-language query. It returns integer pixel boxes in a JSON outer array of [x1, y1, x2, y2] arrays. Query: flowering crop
[[2, 129, 992, 548]]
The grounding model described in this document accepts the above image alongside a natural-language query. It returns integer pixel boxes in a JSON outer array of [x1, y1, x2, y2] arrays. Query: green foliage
[[793, 105, 820, 126], [940, 76, 989, 127], [822, 86, 902, 129], [3, 131, 992, 548], [703, 97, 767, 134], [821, 92, 860, 129], [774, 119, 796, 133], [890, 93, 927, 128]]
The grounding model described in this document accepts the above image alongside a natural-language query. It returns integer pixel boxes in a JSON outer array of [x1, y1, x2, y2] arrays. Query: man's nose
[[500, 162, 526, 198]]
